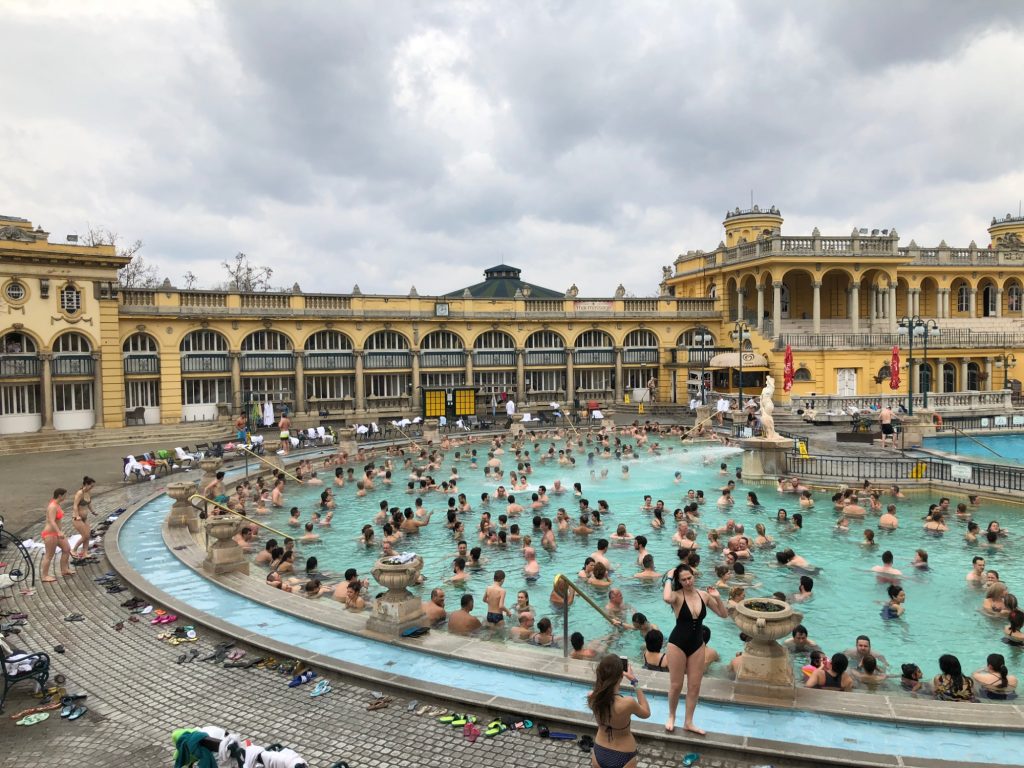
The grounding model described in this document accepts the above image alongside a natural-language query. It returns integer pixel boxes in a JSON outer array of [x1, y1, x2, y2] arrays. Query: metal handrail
[[553, 573, 619, 658], [948, 425, 1003, 459], [235, 446, 304, 484], [188, 493, 291, 540]]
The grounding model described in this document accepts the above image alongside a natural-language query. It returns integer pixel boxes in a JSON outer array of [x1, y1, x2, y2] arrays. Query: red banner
[[783, 345, 794, 392], [889, 346, 901, 389]]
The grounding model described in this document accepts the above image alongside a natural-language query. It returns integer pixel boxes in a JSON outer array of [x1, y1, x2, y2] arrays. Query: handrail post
[[563, 595, 569, 658]]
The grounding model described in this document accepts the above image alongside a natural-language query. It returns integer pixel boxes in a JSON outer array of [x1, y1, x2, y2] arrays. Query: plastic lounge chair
[[316, 426, 334, 445], [174, 447, 197, 468], [0, 642, 50, 712]]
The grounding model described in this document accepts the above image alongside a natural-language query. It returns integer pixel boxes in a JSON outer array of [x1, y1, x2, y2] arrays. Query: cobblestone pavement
[[0, 486, 802, 768]]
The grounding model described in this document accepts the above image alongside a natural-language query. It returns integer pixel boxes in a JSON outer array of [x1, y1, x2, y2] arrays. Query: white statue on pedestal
[[759, 375, 778, 439]]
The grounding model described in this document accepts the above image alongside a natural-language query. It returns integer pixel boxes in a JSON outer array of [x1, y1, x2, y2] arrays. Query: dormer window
[[60, 285, 81, 314]]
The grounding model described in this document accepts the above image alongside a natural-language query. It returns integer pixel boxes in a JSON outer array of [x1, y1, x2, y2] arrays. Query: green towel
[[173, 729, 217, 768]]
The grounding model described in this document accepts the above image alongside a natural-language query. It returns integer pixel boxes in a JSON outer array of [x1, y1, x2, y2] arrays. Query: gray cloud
[[1, 1, 1023, 297]]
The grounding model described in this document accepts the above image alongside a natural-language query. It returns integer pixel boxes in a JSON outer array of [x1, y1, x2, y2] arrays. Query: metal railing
[[52, 355, 94, 376], [304, 352, 355, 371], [787, 453, 1024, 492], [936, 415, 1024, 433], [552, 574, 619, 658], [776, 329, 1024, 351], [472, 351, 516, 367], [181, 354, 231, 373], [363, 351, 412, 369], [123, 355, 160, 375], [525, 350, 566, 366], [622, 348, 659, 364], [240, 353, 294, 372], [420, 351, 465, 368], [573, 350, 614, 366], [0, 355, 41, 377]]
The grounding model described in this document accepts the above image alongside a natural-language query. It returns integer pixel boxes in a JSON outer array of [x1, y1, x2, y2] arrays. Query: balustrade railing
[[574, 350, 614, 366], [524, 300, 564, 313], [240, 353, 295, 372], [776, 329, 1024, 351], [304, 295, 352, 311], [181, 354, 231, 373], [622, 349, 659, 364], [363, 351, 412, 369], [123, 355, 160, 375], [180, 292, 228, 308], [796, 390, 1013, 413], [0, 355, 41, 377], [623, 299, 657, 313], [240, 293, 290, 310], [525, 350, 566, 366], [304, 352, 355, 371], [120, 290, 156, 306], [421, 351, 465, 368], [472, 351, 516, 367], [52, 355, 94, 376]]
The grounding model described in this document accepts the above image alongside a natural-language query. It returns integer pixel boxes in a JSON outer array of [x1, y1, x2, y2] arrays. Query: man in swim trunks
[[483, 570, 510, 626], [448, 594, 482, 635], [278, 412, 291, 454], [421, 588, 447, 625], [879, 405, 895, 448]]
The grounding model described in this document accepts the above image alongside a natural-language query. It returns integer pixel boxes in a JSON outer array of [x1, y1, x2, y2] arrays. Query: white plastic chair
[[174, 447, 196, 468], [316, 426, 333, 445]]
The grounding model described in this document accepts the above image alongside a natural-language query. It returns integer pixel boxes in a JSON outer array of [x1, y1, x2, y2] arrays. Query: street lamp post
[[898, 315, 939, 415], [1000, 352, 1017, 390], [730, 320, 750, 424]]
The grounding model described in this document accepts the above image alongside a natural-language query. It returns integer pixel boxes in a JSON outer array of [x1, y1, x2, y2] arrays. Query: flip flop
[[682, 754, 701, 767], [414, 704, 431, 716], [437, 713, 460, 724], [16, 712, 50, 726], [311, 680, 332, 697], [176, 653, 188, 664], [63, 614, 86, 622], [450, 714, 476, 727], [288, 670, 317, 687], [507, 718, 533, 730], [464, 722, 481, 743], [406, 699, 419, 712], [367, 697, 392, 711], [186, 649, 201, 662], [67, 705, 88, 721], [484, 721, 508, 738]]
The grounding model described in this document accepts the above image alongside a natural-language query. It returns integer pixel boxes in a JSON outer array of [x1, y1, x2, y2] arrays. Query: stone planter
[[732, 598, 803, 689], [165, 480, 199, 533], [198, 456, 223, 486], [366, 555, 425, 636], [202, 516, 249, 575]]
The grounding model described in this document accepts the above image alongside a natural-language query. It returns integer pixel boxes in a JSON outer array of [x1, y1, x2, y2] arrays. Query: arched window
[[241, 331, 293, 351], [54, 332, 91, 354], [180, 330, 228, 352], [473, 331, 515, 349], [624, 329, 658, 348], [304, 330, 353, 351], [967, 362, 980, 390], [525, 331, 564, 349], [364, 331, 409, 350], [421, 331, 464, 350], [575, 330, 612, 349], [919, 362, 932, 392], [707, 283, 717, 299], [122, 333, 158, 353], [1008, 284, 1022, 313], [793, 367, 812, 382], [877, 364, 892, 380], [1, 331, 37, 355]]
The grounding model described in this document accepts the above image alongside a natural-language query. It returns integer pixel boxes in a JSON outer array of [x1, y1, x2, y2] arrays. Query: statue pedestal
[[165, 481, 200, 533], [203, 517, 249, 575], [198, 456, 223, 486], [366, 556, 425, 636], [732, 598, 803, 695], [900, 411, 937, 448], [738, 436, 793, 479], [422, 422, 440, 445]]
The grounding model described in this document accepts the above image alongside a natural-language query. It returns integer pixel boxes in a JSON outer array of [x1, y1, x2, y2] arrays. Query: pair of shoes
[[64, 614, 86, 622], [367, 697, 392, 711], [288, 670, 317, 688], [311, 679, 332, 697]]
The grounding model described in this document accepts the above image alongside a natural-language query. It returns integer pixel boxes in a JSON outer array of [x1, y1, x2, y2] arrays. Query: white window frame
[[305, 374, 354, 400], [0, 383, 40, 415], [60, 284, 82, 314], [126, 379, 160, 408], [365, 373, 410, 397], [54, 382, 93, 412], [421, 372, 466, 388], [183, 378, 231, 405]]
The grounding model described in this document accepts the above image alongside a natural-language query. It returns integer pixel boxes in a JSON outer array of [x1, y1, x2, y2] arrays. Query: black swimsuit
[[668, 594, 706, 655]]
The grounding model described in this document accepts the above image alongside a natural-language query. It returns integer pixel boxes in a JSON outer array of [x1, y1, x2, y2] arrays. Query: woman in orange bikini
[[40, 488, 74, 583]]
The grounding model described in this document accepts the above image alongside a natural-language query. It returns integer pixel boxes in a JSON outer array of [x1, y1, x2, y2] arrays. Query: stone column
[[888, 283, 897, 332], [565, 348, 575, 405], [943, 289, 951, 318], [91, 351, 104, 426], [969, 288, 977, 317], [868, 285, 877, 322], [911, 289, 920, 317], [849, 283, 860, 333], [772, 281, 782, 336], [812, 281, 821, 334], [613, 346, 624, 403], [960, 359, 970, 391], [985, 357, 994, 391], [354, 350, 365, 412], [756, 285, 765, 331], [910, 359, 919, 396], [230, 351, 242, 412], [935, 358, 946, 394], [411, 348, 421, 410], [736, 288, 745, 322], [515, 348, 526, 402], [40, 352, 53, 430], [293, 350, 305, 414], [995, 288, 1003, 318], [464, 350, 474, 388]]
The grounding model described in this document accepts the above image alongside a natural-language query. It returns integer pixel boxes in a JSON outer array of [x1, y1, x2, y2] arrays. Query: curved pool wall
[[110, 482, 1024, 767]]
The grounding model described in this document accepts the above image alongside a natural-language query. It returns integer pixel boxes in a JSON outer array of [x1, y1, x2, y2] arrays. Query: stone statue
[[614, 284, 626, 298], [565, 283, 579, 298], [759, 375, 778, 439], [662, 265, 673, 281]]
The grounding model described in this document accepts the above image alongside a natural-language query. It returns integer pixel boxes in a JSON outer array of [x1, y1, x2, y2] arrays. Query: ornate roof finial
[[351, 284, 361, 295]]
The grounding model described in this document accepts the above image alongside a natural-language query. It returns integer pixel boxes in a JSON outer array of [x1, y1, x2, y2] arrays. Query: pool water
[[248, 440, 1022, 689], [926, 433, 1024, 464]]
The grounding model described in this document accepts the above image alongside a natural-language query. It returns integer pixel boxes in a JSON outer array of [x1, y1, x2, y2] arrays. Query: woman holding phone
[[587, 654, 650, 768], [662, 563, 728, 734]]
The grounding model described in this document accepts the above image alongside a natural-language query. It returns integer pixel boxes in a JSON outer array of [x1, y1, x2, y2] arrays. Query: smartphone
[[620, 656, 629, 672]]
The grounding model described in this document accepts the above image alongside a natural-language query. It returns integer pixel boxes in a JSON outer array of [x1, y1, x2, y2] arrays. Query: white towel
[[242, 745, 264, 768], [262, 401, 275, 427], [258, 748, 307, 768], [391, 551, 417, 564]]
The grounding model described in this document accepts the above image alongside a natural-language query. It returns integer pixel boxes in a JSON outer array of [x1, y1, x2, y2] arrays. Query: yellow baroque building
[[1, 208, 1022, 435]]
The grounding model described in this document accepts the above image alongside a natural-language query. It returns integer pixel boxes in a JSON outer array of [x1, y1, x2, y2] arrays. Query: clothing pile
[[172, 726, 308, 768]]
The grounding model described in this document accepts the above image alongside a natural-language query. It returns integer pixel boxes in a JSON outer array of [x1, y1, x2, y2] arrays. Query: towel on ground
[[257, 747, 307, 768]]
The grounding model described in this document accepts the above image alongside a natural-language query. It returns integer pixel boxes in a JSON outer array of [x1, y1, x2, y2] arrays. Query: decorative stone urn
[[731, 598, 804, 690], [198, 456, 223, 486], [366, 555, 425, 636], [202, 516, 249, 575], [165, 480, 199, 533]]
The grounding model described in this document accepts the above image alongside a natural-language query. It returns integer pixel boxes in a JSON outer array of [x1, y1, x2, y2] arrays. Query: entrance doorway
[[836, 368, 857, 397]]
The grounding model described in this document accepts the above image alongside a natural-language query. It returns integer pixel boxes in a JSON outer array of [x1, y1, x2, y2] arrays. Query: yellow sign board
[[453, 388, 475, 416], [423, 389, 446, 418]]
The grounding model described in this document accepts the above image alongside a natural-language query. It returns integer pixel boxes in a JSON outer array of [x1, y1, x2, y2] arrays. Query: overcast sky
[[3, 1, 1024, 296]]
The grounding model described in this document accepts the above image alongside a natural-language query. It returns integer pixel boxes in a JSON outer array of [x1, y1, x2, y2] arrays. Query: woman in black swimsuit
[[662, 564, 728, 734]]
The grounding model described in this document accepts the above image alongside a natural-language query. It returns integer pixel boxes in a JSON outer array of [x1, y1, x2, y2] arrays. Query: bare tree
[[182, 271, 198, 290], [84, 225, 160, 288], [222, 252, 274, 292]]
